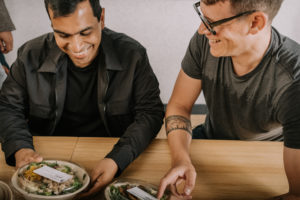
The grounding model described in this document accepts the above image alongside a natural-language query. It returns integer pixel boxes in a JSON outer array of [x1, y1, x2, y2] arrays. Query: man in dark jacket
[[0, 0, 15, 54], [0, 0, 164, 198], [0, 0, 15, 87]]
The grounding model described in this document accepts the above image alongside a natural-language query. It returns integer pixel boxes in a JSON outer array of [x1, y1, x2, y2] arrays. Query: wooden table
[[0, 137, 289, 199]]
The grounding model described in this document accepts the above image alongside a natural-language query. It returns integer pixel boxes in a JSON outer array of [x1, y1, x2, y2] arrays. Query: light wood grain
[[0, 137, 78, 183], [33, 136, 78, 161], [71, 138, 289, 199], [0, 137, 289, 199], [189, 140, 288, 199]]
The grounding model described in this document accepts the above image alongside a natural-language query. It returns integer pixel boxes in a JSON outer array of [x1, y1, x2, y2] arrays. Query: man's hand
[[158, 161, 196, 200], [15, 148, 43, 168], [0, 31, 13, 53], [76, 158, 118, 199], [2, 65, 9, 75]]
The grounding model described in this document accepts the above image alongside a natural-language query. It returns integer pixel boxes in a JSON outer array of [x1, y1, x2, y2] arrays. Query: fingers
[[158, 163, 197, 199], [77, 175, 107, 199], [0, 31, 13, 53], [158, 168, 180, 198], [170, 178, 192, 200], [0, 42, 4, 53], [76, 158, 118, 199], [3, 66, 9, 75], [15, 148, 43, 168], [184, 168, 196, 196]]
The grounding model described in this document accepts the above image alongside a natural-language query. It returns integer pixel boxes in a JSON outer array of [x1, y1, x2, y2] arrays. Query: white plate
[[0, 180, 13, 200], [11, 160, 90, 200]]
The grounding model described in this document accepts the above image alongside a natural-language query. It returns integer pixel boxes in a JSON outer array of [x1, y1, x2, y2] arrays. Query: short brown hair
[[202, 0, 284, 22]]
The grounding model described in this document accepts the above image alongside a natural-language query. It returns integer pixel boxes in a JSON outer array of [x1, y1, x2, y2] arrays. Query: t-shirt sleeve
[[276, 82, 300, 148], [181, 31, 206, 79]]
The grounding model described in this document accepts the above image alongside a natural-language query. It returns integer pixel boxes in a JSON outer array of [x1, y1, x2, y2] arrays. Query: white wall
[[4, 0, 300, 104]]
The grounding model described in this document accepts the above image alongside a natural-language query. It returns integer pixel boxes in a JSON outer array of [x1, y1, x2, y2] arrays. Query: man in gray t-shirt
[[158, 0, 300, 200], [183, 27, 300, 144]]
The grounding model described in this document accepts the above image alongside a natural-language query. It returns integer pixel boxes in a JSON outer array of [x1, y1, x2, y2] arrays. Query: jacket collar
[[38, 28, 124, 73], [38, 34, 65, 73], [100, 28, 123, 71]]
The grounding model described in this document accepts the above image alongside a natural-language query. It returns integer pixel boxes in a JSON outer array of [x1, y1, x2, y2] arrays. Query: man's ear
[[100, 8, 105, 29], [248, 11, 268, 35]]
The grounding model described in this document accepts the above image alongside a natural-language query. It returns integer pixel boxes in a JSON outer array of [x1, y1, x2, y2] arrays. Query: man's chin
[[210, 51, 222, 58], [210, 49, 229, 58], [71, 59, 91, 68], [69, 56, 91, 68]]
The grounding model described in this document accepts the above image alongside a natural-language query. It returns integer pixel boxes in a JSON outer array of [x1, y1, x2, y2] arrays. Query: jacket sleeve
[[0, 0, 16, 32], [105, 50, 164, 174], [0, 57, 34, 166], [276, 82, 300, 149]]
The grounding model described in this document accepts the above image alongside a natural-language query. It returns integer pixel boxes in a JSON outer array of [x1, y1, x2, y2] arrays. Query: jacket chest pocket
[[106, 100, 131, 115], [106, 100, 133, 136], [28, 104, 54, 135]]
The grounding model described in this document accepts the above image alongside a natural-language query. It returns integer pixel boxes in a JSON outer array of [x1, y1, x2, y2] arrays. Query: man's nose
[[198, 23, 211, 35], [70, 35, 84, 52]]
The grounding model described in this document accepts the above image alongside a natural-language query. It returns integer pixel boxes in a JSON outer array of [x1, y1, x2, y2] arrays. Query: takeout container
[[0, 180, 13, 200], [11, 160, 90, 200], [105, 178, 169, 200]]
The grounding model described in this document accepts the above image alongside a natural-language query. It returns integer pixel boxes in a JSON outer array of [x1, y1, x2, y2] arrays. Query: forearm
[[106, 109, 164, 173], [165, 112, 192, 165], [0, 63, 33, 165], [0, 104, 34, 166]]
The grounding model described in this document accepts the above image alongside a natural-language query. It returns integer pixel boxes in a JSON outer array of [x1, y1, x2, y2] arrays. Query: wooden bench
[[156, 115, 206, 139]]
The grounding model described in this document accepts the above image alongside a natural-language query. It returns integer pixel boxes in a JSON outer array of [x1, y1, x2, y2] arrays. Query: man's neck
[[231, 27, 272, 76]]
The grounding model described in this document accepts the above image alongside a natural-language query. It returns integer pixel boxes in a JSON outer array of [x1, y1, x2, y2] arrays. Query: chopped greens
[[109, 184, 168, 200], [18, 161, 83, 196]]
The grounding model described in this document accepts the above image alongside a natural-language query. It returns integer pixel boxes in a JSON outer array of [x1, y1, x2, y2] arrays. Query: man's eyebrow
[[199, 7, 214, 22], [53, 26, 93, 36]]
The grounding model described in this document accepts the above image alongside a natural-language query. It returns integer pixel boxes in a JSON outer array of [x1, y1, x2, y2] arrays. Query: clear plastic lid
[[105, 178, 169, 200]]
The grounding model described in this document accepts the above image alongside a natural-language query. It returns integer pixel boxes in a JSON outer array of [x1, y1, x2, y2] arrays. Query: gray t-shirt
[[182, 27, 300, 148]]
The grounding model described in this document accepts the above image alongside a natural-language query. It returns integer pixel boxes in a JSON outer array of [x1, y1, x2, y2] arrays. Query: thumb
[[184, 170, 196, 196], [33, 155, 43, 163], [29, 152, 43, 163]]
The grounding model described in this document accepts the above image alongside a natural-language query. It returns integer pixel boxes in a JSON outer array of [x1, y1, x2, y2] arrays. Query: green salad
[[109, 183, 168, 200], [18, 161, 84, 196]]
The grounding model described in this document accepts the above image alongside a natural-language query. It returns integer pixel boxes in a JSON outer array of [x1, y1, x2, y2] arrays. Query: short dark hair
[[202, 0, 284, 22], [44, 0, 102, 21]]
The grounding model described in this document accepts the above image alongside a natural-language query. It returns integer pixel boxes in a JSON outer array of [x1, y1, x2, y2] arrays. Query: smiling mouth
[[70, 45, 93, 59], [209, 39, 221, 44]]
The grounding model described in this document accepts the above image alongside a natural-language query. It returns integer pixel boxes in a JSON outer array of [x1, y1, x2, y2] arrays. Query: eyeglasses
[[193, 1, 256, 35]]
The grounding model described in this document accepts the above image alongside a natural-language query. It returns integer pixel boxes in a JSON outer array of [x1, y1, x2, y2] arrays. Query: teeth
[[210, 39, 221, 44], [70, 45, 92, 57]]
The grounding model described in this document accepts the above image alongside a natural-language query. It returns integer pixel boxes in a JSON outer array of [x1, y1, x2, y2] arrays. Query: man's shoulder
[[16, 33, 58, 68], [18, 33, 55, 55], [273, 29, 300, 80], [102, 28, 146, 54]]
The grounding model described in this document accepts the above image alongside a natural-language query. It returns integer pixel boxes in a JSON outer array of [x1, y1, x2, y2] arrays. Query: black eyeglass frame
[[193, 1, 256, 35]]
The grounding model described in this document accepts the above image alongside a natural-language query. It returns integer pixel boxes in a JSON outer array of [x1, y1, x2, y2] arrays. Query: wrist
[[172, 155, 193, 167], [14, 148, 34, 159]]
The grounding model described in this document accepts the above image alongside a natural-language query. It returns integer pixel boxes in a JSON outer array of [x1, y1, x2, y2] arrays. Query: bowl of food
[[11, 160, 90, 200], [0, 180, 13, 200], [105, 178, 169, 200]]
